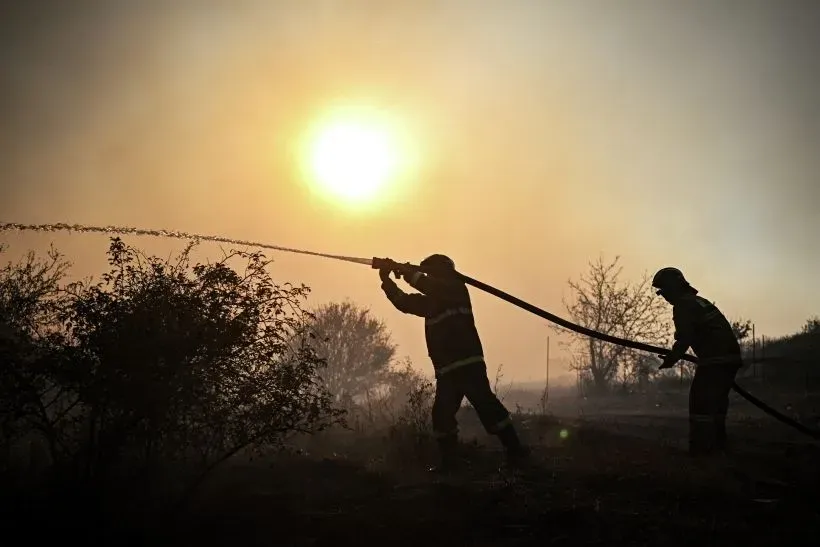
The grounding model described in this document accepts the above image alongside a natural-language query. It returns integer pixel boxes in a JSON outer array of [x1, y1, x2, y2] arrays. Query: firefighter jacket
[[673, 292, 742, 366], [381, 271, 484, 377]]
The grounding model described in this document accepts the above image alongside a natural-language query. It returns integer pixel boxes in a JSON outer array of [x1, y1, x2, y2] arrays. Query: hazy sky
[[2, 1, 818, 385]]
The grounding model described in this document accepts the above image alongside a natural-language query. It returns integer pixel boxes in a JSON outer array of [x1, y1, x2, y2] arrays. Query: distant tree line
[[738, 317, 820, 391]]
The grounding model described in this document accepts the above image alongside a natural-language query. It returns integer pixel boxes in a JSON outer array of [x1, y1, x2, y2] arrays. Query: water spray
[[1, 221, 817, 441], [0, 222, 373, 266]]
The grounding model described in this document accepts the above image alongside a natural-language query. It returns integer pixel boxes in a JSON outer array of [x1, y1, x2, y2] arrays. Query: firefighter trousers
[[431, 361, 522, 462], [688, 363, 741, 455]]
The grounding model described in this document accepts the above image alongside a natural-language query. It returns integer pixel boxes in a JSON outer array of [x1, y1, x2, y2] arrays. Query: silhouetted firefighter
[[653, 267, 743, 456], [376, 254, 529, 471]]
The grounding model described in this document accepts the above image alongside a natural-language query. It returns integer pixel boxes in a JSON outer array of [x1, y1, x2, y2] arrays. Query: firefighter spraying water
[[374, 255, 530, 471]]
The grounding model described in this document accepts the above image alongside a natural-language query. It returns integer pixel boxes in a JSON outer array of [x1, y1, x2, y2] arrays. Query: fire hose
[[2, 222, 818, 441], [370, 258, 820, 441]]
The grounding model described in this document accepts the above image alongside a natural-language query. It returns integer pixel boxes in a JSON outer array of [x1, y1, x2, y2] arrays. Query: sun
[[301, 106, 407, 206]]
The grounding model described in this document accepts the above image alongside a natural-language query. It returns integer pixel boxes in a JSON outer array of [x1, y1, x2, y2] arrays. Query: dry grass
[[5, 403, 819, 547], [165, 409, 819, 547]]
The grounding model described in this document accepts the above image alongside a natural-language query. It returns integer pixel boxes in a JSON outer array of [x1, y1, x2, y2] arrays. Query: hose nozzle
[[372, 257, 414, 280]]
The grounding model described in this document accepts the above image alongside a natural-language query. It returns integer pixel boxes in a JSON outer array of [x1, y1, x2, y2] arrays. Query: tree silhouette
[[801, 316, 820, 335], [730, 318, 753, 341], [559, 255, 671, 394], [304, 300, 397, 404], [0, 238, 343, 498], [0, 244, 71, 476]]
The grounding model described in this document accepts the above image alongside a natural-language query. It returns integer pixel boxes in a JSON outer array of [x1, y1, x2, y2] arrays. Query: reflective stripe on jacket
[[381, 272, 485, 374], [673, 294, 741, 366]]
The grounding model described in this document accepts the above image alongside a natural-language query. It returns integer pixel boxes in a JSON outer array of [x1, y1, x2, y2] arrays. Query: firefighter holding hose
[[653, 267, 743, 456], [374, 254, 529, 471]]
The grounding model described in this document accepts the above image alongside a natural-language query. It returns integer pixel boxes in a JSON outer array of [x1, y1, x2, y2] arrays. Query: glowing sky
[[2, 1, 818, 385]]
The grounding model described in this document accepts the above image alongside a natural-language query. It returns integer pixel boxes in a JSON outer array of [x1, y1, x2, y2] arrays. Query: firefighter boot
[[497, 424, 531, 468], [689, 415, 717, 457], [434, 434, 462, 473], [714, 415, 728, 453]]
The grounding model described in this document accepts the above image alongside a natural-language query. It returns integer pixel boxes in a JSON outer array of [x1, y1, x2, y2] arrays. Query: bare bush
[[0, 238, 343, 501], [558, 255, 671, 395], [303, 300, 397, 405]]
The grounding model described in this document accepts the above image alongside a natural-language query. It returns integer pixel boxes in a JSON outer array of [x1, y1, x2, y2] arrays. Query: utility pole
[[545, 335, 550, 403], [576, 358, 581, 398]]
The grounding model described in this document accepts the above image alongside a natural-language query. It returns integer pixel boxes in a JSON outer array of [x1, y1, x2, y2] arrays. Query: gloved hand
[[379, 267, 392, 283], [395, 262, 416, 276], [372, 258, 417, 280], [372, 257, 400, 271], [657, 355, 675, 369]]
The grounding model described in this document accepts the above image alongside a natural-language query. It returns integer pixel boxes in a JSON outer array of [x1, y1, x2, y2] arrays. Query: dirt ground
[[157, 408, 820, 547], [7, 399, 818, 547]]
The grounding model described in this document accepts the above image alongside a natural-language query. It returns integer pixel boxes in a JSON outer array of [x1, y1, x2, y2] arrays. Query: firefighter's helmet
[[420, 254, 455, 273], [652, 267, 691, 294]]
